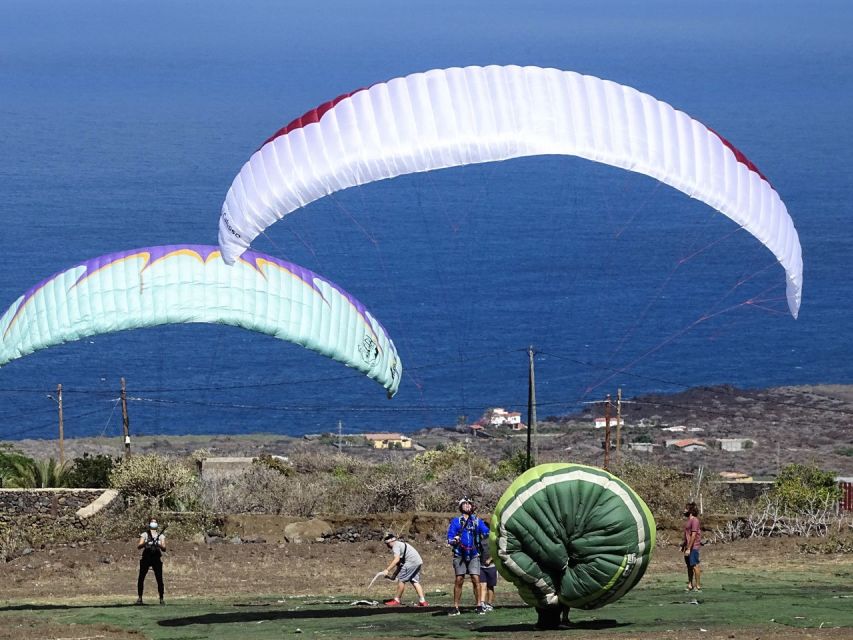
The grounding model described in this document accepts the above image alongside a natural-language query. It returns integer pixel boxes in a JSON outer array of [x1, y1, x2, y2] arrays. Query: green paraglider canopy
[[490, 462, 656, 616]]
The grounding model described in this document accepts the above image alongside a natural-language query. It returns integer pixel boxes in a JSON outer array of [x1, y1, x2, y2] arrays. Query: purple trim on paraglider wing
[[242, 249, 386, 346], [3, 245, 392, 350], [4, 247, 184, 337]]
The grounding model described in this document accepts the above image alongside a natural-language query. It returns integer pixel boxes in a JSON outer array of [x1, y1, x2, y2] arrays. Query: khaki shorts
[[397, 563, 422, 583], [453, 555, 481, 576]]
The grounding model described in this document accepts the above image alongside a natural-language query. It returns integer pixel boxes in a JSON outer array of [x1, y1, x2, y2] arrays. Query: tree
[[0, 447, 34, 488], [4, 458, 71, 488]]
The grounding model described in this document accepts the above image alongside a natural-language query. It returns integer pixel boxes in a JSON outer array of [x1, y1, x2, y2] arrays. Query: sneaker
[[477, 606, 487, 615], [447, 608, 461, 616], [134, 598, 143, 606], [383, 599, 402, 606], [415, 601, 429, 607], [482, 603, 493, 611]]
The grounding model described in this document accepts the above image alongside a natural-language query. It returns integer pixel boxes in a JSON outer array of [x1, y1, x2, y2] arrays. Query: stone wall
[[0, 489, 121, 532]]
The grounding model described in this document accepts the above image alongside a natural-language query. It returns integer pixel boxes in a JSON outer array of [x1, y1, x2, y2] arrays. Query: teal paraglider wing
[[0, 245, 401, 396]]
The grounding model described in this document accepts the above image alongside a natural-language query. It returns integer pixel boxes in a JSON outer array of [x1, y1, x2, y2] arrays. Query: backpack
[[457, 515, 484, 558], [142, 531, 163, 559]]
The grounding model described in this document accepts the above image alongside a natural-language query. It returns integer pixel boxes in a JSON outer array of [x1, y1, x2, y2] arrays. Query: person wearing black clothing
[[136, 517, 166, 605]]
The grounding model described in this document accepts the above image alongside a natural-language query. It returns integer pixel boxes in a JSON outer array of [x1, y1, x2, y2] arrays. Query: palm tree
[[4, 458, 71, 488]]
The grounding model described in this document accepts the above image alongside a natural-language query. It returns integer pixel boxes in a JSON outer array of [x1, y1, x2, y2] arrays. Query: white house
[[627, 442, 658, 453], [716, 438, 756, 452], [486, 408, 522, 427], [593, 416, 624, 429], [661, 425, 686, 433]]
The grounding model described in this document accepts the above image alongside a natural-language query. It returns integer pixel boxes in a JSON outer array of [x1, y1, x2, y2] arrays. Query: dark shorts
[[480, 564, 498, 587], [684, 550, 700, 567]]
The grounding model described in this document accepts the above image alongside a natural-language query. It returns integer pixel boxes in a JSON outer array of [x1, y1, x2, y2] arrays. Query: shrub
[[610, 460, 730, 520], [66, 453, 117, 488], [254, 454, 294, 476], [769, 463, 842, 514], [364, 471, 420, 513], [492, 448, 528, 480], [0, 523, 30, 562], [109, 454, 199, 510], [203, 465, 326, 516]]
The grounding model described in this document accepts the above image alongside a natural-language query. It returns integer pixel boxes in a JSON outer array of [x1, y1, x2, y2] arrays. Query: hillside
[[4, 384, 852, 478]]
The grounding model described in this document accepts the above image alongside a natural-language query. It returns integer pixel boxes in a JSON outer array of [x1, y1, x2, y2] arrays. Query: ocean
[[1, 1, 851, 441]]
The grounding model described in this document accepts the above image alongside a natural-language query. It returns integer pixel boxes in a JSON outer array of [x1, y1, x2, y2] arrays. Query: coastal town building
[[718, 471, 753, 482], [715, 438, 757, 452], [485, 408, 523, 427], [200, 457, 255, 481], [473, 408, 527, 431], [593, 416, 625, 429], [627, 442, 658, 453], [665, 438, 708, 452], [362, 433, 413, 449]]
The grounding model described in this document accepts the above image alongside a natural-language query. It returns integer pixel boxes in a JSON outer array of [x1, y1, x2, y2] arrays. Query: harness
[[142, 530, 163, 559], [390, 542, 408, 579], [456, 515, 483, 559]]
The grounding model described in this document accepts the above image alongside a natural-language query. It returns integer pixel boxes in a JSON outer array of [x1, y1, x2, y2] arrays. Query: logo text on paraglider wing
[[358, 335, 380, 366], [221, 210, 242, 239]]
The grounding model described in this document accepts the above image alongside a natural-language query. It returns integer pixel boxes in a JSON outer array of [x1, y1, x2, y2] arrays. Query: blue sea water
[[0, 1, 851, 441]]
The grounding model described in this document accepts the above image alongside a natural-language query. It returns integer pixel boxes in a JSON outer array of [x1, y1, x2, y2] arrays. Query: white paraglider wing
[[219, 65, 802, 317]]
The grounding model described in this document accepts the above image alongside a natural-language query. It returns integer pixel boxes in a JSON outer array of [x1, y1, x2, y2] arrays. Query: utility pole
[[615, 387, 622, 465], [57, 384, 64, 465], [526, 345, 537, 470], [604, 393, 612, 470], [337, 420, 343, 451], [120, 377, 131, 459]]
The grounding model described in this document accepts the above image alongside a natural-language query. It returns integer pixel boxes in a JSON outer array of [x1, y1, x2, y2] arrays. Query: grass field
[[2, 567, 850, 640]]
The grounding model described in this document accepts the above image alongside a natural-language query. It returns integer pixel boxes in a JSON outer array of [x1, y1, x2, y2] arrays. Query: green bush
[[768, 463, 841, 514], [492, 449, 528, 480], [67, 453, 118, 488]]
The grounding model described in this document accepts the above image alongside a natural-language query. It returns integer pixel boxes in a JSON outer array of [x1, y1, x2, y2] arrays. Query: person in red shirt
[[681, 502, 702, 591]]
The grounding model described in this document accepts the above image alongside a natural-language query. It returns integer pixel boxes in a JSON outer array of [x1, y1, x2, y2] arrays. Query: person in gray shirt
[[381, 532, 429, 607]]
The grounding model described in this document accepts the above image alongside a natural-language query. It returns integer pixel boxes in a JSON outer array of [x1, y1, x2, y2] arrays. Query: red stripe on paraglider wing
[[261, 88, 368, 148], [707, 127, 771, 187]]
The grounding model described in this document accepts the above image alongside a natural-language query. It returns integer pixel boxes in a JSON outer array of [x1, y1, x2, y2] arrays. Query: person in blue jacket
[[446, 497, 490, 615]]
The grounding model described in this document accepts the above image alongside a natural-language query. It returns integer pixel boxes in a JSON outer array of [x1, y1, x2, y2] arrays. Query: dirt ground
[[0, 535, 850, 640]]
